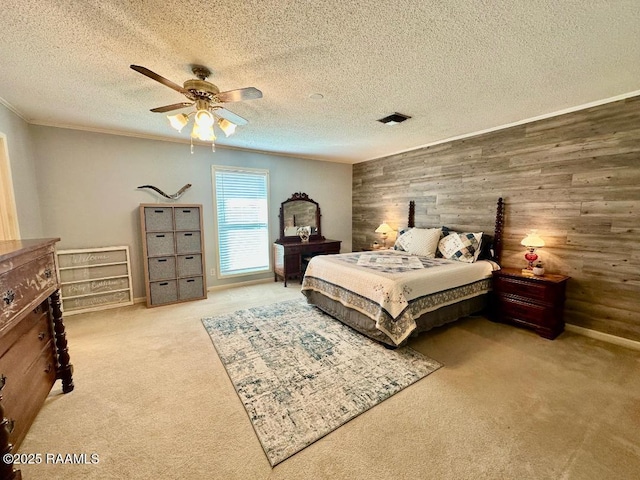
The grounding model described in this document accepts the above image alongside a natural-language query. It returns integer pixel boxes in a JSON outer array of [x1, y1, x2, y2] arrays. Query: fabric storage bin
[[176, 231, 201, 254], [174, 207, 201, 231], [178, 277, 204, 300], [144, 207, 174, 231], [149, 280, 178, 305], [146, 232, 175, 256], [177, 254, 202, 277], [148, 256, 176, 281]]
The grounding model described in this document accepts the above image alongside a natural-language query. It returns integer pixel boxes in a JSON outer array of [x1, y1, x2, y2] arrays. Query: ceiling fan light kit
[[131, 64, 262, 152]]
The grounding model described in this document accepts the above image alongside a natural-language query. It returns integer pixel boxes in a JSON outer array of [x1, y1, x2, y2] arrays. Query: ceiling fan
[[130, 64, 262, 146]]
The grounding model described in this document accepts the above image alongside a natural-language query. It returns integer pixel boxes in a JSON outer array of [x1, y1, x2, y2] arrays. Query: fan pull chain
[[190, 138, 194, 154], [211, 143, 215, 153]]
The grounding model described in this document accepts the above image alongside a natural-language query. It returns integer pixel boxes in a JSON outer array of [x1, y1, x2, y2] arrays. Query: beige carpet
[[17, 282, 640, 479]]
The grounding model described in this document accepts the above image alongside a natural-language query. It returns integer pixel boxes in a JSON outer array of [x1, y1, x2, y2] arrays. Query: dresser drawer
[[0, 253, 57, 331], [286, 245, 301, 254], [1, 339, 57, 449], [0, 302, 49, 358], [0, 311, 53, 379]]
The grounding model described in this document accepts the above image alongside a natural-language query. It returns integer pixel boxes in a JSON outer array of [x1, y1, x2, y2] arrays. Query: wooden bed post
[[493, 197, 504, 264], [408, 200, 415, 228]]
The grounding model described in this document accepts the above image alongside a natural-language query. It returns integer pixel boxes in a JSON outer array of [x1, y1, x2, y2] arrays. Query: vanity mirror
[[278, 192, 323, 242]]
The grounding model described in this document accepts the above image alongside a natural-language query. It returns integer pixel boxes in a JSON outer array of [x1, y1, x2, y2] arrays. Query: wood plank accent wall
[[352, 95, 640, 342]]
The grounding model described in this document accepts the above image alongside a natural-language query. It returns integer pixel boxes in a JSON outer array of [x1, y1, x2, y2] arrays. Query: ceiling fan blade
[[150, 102, 194, 113], [130, 65, 190, 96], [213, 107, 248, 126], [216, 87, 263, 103]]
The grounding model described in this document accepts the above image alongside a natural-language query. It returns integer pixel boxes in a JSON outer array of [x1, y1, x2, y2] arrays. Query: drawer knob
[[38, 331, 47, 341], [2, 289, 14, 305], [0, 374, 5, 390], [44, 363, 53, 374], [44, 268, 53, 279], [5, 418, 15, 433]]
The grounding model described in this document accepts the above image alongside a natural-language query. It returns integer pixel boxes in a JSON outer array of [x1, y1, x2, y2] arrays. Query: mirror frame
[[278, 192, 324, 243]]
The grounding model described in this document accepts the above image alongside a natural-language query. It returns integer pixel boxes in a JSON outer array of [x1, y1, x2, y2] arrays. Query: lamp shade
[[375, 223, 394, 235], [521, 230, 545, 248], [218, 118, 237, 137], [167, 113, 189, 132]]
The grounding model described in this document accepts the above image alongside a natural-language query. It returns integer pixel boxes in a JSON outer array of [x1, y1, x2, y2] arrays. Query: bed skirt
[[304, 290, 489, 347]]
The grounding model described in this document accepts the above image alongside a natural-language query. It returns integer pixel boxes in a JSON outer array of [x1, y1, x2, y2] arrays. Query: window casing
[[0, 134, 20, 241]]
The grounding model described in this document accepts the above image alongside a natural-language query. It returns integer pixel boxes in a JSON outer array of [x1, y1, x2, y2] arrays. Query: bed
[[301, 198, 504, 347]]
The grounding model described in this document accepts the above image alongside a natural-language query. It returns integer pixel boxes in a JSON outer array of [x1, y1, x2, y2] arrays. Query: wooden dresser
[[492, 268, 570, 339], [0, 239, 74, 480], [273, 239, 341, 287]]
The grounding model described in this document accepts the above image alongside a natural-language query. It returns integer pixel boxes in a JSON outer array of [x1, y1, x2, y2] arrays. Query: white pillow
[[438, 232, 483, 263], [403, 228, 441, 258]]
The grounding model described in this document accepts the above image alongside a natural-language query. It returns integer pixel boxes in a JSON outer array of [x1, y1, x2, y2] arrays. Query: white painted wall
[[29, 126, 352, 298]]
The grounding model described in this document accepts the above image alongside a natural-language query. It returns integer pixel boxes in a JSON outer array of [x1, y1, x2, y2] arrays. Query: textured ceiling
[[1, 1, 640, 163]]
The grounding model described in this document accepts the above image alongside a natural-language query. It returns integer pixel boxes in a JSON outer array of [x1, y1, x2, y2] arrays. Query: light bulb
[[191, 123, 216, 142], [194, 110, 214, 128]]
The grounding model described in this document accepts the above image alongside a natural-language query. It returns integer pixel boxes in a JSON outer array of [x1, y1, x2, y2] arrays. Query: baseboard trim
[[207, 277, 273, 292], [565, 323, 640, 351]]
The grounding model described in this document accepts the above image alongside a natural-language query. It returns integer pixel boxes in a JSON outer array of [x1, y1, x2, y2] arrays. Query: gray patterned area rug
[[201, 299, 442, 466]]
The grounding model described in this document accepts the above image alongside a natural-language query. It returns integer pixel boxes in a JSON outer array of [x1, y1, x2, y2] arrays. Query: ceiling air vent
[[377, 112, 412, 125]]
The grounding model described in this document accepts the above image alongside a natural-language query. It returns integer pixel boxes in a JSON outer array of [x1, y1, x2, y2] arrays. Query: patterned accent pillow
[[435, 226, 453, 257], [438, 232, 483, 263], [403, 228, 441, 258], [394, 228, 413, 251]]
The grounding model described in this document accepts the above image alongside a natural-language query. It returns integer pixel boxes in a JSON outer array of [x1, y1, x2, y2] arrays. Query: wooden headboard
[[407, 197, 504, 264]]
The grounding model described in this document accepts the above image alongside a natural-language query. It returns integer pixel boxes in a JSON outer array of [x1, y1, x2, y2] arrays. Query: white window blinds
[[212, 166, 270, 277]]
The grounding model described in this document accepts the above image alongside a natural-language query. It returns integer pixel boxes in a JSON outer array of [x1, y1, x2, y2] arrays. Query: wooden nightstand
[[491, 268, 570, 339]]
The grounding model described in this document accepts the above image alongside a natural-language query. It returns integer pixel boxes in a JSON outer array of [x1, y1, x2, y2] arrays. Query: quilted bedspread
[[301, 250, 497, 345]]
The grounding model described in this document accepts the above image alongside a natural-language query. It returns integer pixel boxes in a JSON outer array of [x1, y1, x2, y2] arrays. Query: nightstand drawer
[[497, 296, 553, 327], [493, 276, 555, 304]]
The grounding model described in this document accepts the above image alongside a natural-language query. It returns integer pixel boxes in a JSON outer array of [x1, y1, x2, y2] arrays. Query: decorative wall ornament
[[137, 184, 192, 200]]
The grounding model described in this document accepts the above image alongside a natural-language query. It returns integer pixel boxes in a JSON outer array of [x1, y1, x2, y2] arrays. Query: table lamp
[[375, 223, 394, 248], [521, 230, 545, 273]]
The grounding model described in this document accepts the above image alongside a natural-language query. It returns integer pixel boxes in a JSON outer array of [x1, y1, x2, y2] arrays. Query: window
[[212, 166, 270, 278]]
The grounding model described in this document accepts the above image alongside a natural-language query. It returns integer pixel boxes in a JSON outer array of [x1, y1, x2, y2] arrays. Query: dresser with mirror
[[273, 193, 341, 286]]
